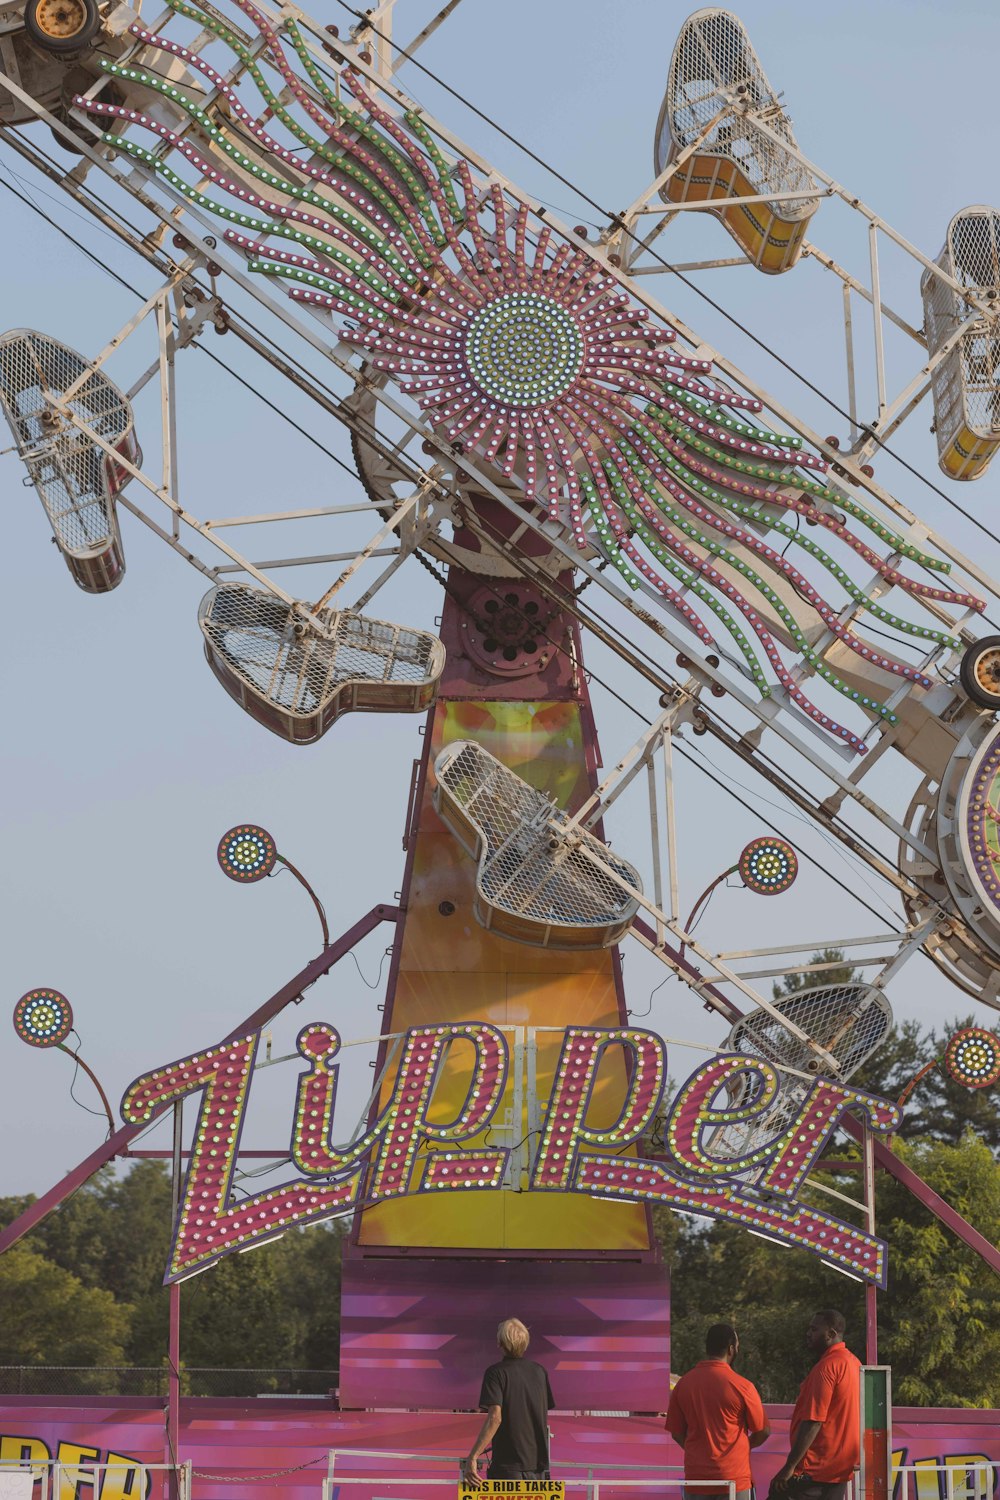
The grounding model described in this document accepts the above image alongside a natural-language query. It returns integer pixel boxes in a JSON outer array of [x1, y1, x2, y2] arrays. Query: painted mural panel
[[0, 1405, 994, 1500]]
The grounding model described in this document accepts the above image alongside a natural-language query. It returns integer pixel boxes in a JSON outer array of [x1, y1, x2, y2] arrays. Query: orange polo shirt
[[790, 1343, 862, 1483], [665, 1360, 766, 1491]]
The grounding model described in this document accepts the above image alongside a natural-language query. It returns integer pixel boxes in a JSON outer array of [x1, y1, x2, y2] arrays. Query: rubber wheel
[[24, 0, 100, 55], [960, 635, 1000, 710]]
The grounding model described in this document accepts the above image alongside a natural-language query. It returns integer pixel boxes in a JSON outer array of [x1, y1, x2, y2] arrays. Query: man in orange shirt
[[666, 1323, 770, 1500], [770, 1310, 862, 1500]]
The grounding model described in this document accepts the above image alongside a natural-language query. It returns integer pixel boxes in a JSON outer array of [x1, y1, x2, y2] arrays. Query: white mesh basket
[[199, 583, 445, 744], [921, 208, 1000, 477], [433, 739, 642, 949], [702, 983, 892, 1169], [653, 9, 818, 271], [727, 983, 893, 1080], [0, 329, 134, 592]]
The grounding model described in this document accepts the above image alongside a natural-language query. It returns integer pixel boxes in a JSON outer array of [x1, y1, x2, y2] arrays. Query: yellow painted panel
[[356, 698, 649, 1252], [666, 154, 812, 273], [941, 424, 1000, 480]]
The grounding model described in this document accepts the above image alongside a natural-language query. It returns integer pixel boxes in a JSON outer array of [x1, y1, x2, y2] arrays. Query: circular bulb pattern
[[217, 824, 278, 883], [14, 988, 74, 1048], [942, 1026, 1000, 1090], [738, 836, 798, 895], [463, 293, 585, 408]]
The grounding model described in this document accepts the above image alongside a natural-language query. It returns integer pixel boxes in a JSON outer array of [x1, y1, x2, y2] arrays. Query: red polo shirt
[[790, 1343, 862, 1483], [665, 1360, 766, 1491]]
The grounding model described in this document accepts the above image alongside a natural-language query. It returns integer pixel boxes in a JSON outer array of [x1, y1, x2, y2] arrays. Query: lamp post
[[12, 827, 337, 1500], [680, 835, 799, 958], [12, 988, 114, 1134], [217, 824, 331, 946]]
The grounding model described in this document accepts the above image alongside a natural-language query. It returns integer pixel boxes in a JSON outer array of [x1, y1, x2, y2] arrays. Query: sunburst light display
[[78, 0, 984, 753]]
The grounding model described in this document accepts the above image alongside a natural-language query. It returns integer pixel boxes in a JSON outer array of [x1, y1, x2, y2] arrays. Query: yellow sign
[[459, 1485, 564, 1500]]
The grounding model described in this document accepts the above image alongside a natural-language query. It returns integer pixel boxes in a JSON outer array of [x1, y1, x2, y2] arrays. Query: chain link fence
[[0, 1366, 338, 1397]]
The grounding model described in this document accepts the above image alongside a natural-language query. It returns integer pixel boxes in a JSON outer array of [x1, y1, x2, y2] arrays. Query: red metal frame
[[632, 917, 1000, 1349], [0, 903, 400, 1260]]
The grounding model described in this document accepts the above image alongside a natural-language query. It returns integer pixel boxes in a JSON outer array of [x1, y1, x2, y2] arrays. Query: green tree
[[177, 1222, 346, 1392], [0, 1162, 172, 1302], [0, 1176, 110, 1289], [0, 1242, 130, 1377], [662, 1130, 1000, 1406], [773, 948, 859, 999], [0, 1162, 175, 1368], [98, 1163, 174, 1365], [873, 1131, 1000, 1405], [98, 1162, 174, 1307], [180, 1250, 297, 1382], [662, 971, 1000, 1402], [847, 1014, 1000, 1151], [0, 1166, 349, 1389], [847, 1016, 928, 1101], [270, 1224, 344, 1378], [666, 1217, 865, 1403], [772, 951, 1000, 1150]]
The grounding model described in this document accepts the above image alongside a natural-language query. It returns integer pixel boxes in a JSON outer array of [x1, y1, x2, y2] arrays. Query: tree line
[[0, 991, 997, 1405], [666, 969, 999, 1406], [0, 1163, 345, 1394]]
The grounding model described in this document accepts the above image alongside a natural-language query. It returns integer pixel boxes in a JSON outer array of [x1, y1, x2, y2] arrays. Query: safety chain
[[192, 1455, 329, 1481]]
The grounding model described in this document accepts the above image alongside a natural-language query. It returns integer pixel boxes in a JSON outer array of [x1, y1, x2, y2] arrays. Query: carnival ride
[[1, 0, 999, 1447]]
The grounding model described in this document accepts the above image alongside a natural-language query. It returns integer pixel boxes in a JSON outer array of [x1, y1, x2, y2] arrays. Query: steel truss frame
[[611, 85, 1000, 463], [0, 13, 998, 1471], [2, 7, 1000, 1021]]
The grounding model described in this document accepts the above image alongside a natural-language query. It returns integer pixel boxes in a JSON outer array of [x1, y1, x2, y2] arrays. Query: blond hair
[[497, 1318, 530, 1358]]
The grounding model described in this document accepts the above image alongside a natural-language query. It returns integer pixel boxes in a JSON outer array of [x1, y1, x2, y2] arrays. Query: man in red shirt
[[666, 1323, 770, 1500], [770, 1310, 862, 1500]]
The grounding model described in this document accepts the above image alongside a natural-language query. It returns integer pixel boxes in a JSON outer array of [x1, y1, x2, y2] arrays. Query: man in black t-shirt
[[463, 1318, 555, 1484]]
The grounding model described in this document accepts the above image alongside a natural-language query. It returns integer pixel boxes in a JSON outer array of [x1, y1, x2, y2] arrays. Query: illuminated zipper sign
[[122, 1022, 899, 1286]]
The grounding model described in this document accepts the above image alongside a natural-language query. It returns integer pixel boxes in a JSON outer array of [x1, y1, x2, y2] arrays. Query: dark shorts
[[487, 1468, 550, 1481], [684, 1489, 751, 1500], [684, 1490, 751, 1500], [769, 1478, 849, 1500]]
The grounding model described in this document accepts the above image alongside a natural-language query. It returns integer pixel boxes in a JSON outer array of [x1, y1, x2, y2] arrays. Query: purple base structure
[[338, 1253, 671, 1412], [0, 1396, 995, 1500]]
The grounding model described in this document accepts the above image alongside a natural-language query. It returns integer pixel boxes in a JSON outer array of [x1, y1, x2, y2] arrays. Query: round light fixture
[[217, 824, 278, 883], [942, 1027, 1000, 1090], [14, 988, 74, 1048], [737, 836, 798, 895]]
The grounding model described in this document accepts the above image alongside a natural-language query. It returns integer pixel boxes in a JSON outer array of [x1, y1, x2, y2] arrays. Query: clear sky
[[2, 0, 999, 1195]]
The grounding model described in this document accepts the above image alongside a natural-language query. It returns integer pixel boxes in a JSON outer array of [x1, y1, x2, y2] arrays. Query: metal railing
[[0, 1365, 338, 1397], [327, 1449, 686, 1479], [896, 1463, 995, 1500], [323, 1479, 724, 1500], [324, 1453, 696, 1500], [0, 1442, 990, 1500], [322, 1455, 997, 1500], [0, 1461, 191, 1500]]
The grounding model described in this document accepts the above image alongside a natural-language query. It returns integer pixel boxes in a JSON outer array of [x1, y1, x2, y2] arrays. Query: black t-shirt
[[479, 1356, 555, 1471]]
